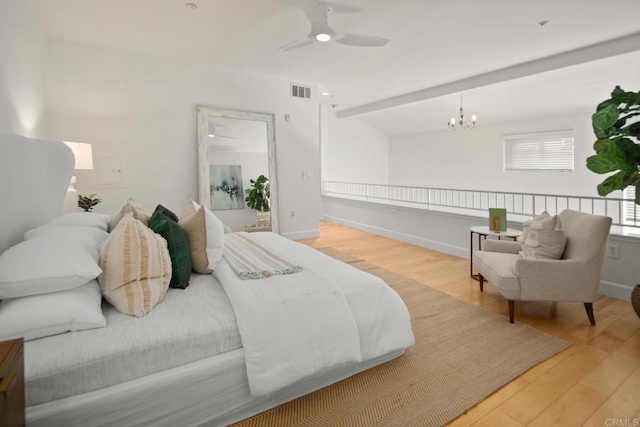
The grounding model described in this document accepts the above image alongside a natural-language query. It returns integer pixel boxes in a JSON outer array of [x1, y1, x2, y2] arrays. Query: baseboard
[[282, 229, 320, 240], [323, 215, 468, 259], [600, 280, 634, 300]]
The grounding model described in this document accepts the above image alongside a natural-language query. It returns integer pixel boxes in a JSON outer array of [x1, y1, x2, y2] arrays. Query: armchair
[[472, 209, 612, 324]]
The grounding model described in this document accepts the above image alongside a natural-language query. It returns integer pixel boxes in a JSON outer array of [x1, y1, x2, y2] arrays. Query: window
[[623, 186, 640, 225], [503, 130, 574, 172]]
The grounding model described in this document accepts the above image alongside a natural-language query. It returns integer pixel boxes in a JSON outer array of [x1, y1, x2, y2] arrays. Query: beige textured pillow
[[179, 204, 209, 274], [518, 211, 550, 244], [178, 201, 224, 273], [519, 214, 567, 260], [108, 198, 150, 231], [99, 213, 171, 317]]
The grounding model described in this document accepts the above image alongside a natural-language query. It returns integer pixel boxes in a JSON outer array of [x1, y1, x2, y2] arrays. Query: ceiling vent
[[291, 84, 311, 99]]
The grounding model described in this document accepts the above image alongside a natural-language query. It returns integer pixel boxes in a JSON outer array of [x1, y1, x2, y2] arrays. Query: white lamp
[[63, 141, 94, 213]]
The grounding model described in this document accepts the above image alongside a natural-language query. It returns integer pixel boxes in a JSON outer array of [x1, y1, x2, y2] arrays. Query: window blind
[[623, 186, 640, 225], [503, 131, 574, 172]]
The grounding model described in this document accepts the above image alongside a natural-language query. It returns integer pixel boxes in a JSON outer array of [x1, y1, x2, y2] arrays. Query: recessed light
[[321, 91, 332, 96], [538, 20, 549, 26], [316, 33, 332, 42], [185, 3, 198, 10]]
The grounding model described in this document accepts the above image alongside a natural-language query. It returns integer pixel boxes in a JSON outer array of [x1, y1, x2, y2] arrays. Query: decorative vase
[[632, 285, 640, 319], [256, 211, 270, 228]]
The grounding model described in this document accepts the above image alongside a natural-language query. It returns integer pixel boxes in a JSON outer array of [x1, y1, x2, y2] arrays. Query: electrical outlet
[[290, 210, 295, 218], [607, 243, 619, 259]]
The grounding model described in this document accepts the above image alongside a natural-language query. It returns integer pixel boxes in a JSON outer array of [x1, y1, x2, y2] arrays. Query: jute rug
[[234, 247, 570, 426]]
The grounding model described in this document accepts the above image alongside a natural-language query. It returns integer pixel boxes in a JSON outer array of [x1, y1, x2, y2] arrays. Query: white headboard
[[0, 133, 74, 254]]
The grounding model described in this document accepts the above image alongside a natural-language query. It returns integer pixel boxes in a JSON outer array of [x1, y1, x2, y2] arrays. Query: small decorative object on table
[[632, 285, 640, 319], [78, 194, 102, 212], [489, 208, 507, 233]]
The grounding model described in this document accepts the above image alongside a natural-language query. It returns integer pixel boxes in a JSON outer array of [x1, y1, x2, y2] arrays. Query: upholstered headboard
[[0, 133, 74, 254]]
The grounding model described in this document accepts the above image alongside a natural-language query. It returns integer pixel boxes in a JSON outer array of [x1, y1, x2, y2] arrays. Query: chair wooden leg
[[584, 302, 596, 325], [478, 274, 484, 292], [508, 300, 515, 324]]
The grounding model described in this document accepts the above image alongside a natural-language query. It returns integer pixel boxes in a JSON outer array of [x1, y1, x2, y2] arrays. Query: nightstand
[[0, 338, 25, 427]]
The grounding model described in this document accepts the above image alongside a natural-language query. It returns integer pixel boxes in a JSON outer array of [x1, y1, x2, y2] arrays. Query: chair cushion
[[473, 250, 521, 300], [519, 214, 567, 260]]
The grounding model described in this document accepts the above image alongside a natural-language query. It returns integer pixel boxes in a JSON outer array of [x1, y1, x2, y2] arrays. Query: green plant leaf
[[593, 139, 612, 153], [586, 142, 635, 174], [597, 171, 628, 196], [592, 104, 620, 130]]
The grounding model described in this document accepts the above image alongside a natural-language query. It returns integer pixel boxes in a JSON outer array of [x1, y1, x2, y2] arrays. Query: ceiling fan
[[280, 1, 389, 51], [207, 122, 236, 139]]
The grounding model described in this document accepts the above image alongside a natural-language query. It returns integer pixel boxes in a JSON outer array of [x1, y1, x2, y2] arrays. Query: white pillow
[[0, 280, 106, 341], [0, 227, 105, 299], [23, 226, 108, 261], [25, 212, 110, 236], [190, 200, 224, 270]]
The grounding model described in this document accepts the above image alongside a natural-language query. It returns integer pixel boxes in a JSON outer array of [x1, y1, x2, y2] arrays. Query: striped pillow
[[108, 198, 150, 232], [99, 213, 171, 317]]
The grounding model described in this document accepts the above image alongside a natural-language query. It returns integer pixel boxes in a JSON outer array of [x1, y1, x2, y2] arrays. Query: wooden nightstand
[[0, 338, 25, 427]]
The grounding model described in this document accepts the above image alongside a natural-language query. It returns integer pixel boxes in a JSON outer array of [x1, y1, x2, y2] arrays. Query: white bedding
[[214, 232, 414, 396]]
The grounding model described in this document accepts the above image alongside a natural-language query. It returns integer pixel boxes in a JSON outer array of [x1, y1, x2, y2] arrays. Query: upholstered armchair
[[472, 209, 612, 324]]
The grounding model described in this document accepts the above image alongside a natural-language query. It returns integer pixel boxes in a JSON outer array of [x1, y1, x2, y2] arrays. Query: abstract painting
[[209, 165, 244, 210]]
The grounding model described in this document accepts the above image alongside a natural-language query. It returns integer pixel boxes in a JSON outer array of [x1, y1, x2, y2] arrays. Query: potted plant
[[245, 175, 270, 227], [586, 85, 640, 318], [78, 194, 102, 212]]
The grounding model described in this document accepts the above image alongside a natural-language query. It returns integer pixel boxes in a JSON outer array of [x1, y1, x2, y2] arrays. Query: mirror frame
[[196, 106, 279, 234]]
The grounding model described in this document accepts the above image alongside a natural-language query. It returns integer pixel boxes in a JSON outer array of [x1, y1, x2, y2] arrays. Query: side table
[[0, 338, 25, 427], [470, 226, 521, 281]]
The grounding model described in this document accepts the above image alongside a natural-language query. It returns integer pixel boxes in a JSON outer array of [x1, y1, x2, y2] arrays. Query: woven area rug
[[234, 247, 571, 427]]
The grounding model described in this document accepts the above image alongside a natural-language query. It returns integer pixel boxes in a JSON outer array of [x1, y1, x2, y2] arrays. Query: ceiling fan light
[[316, 33, 332, 42], [208, 134, 215, 138]]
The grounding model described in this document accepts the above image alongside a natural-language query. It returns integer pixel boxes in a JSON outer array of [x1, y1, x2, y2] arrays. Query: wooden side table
[[470, 226, 521, 281], [0, 338, 25, 427]]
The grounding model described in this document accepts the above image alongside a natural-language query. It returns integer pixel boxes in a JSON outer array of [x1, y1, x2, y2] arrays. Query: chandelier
[[448, 95, 477, 130]]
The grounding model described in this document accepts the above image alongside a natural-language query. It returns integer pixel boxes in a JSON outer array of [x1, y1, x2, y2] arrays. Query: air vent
[[291, 84, 311, 99]]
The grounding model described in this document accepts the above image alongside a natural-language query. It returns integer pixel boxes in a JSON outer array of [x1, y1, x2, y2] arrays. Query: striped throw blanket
[[223, 232, 303, 279]]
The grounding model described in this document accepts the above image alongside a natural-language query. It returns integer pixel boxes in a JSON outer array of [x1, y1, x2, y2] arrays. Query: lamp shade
[[63, 141, 94, 170]]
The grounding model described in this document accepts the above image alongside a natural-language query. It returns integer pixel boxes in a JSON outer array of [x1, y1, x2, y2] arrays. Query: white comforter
[[214, 232, 415, 396]]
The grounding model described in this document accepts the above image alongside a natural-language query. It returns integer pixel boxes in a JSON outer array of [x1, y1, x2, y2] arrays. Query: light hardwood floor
[[298, 221, 640, 427]]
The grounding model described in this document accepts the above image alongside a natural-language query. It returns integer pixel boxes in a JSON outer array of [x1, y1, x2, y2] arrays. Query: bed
[[0, 134, 414, 426]]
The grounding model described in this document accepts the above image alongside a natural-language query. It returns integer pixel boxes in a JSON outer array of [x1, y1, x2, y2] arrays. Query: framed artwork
[[209, 165, 244, 210], [489, 208, 507, 232]]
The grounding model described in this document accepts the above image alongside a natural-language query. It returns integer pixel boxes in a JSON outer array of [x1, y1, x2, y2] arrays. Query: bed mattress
[[24, 273, 242, 406]]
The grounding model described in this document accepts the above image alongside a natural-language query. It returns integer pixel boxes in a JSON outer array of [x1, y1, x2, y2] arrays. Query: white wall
[[0, 0, 47, 136], [390, 112, 606, 198], [323, 110, 390, 184], [43, 41, 320, 239]]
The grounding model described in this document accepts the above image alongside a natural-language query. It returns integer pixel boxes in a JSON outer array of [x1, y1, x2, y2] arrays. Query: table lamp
[[63, 141, 94, 213]]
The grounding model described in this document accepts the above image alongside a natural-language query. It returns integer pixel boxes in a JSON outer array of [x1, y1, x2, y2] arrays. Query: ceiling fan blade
[[280, 36, 315, 51], [334, 33, 389, 47]]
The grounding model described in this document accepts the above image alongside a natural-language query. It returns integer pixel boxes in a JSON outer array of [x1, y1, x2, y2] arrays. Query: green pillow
[[149, 205, 192, 289]]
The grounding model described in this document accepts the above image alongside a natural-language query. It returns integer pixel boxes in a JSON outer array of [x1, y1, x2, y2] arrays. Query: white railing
[[323, 181, 640, 229]]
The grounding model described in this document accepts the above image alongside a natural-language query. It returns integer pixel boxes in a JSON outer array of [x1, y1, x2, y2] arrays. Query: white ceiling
[[207, 117, 267, 153], [27, 0, 640, 135]]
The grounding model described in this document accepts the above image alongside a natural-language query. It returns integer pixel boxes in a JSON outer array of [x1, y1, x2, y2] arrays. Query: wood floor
[[298, 221, 640, 427]]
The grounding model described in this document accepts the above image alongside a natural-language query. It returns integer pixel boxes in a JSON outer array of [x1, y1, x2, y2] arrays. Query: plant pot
[[632, 285, 640, 319], [256, 211, 270, 228]]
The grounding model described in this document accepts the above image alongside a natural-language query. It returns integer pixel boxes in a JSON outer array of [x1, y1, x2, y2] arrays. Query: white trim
[[281, 229, 320, 240], [599, 281, 635, 301], [322, 214, 468, 258]]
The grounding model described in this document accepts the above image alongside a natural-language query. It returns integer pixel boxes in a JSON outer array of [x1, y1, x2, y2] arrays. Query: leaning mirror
[[197, 106, 279, 234]]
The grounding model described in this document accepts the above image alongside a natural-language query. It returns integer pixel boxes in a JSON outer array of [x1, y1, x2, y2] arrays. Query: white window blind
[[623, 186, 640, 225], [503, 130, 574, 172]]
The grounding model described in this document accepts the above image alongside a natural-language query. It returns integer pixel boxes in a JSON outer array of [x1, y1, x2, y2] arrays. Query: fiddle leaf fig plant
[[245, 175, 270, 212], [586, 86, 640, 202], [78, 194, 102, 212]]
